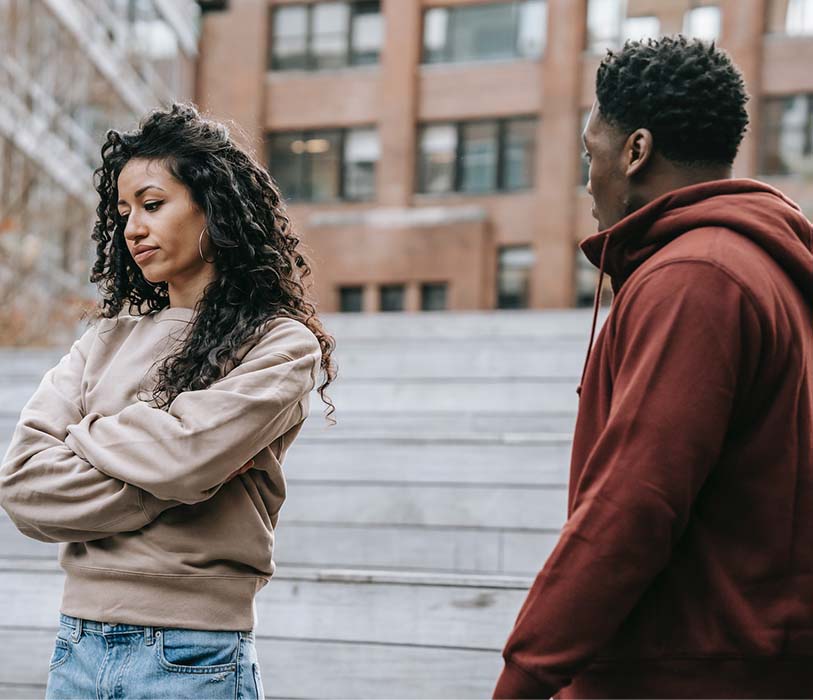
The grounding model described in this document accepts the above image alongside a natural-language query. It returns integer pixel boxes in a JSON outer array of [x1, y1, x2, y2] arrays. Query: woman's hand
[[227, 458, 254, 481]]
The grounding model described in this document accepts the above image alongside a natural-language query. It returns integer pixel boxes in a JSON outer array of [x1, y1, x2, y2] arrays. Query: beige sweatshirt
[[0, 306, 321, 630]]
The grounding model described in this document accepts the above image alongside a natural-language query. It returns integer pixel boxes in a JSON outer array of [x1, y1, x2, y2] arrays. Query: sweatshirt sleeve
[[494, 261, 763, 699], [64, 319, 321, 505], [0, 327, 182, 543]]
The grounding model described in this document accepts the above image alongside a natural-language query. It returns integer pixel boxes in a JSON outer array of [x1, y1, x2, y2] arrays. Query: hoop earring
[[198, 226, 216, 264]]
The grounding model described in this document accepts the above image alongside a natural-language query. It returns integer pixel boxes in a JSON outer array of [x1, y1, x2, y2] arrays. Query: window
[[339, 286, 364, 312], [271, 5, 308, 70], [312, 2, 350, 69], [497, 246, 535, 309], [380, 284, 405, 312], [503, 118, 537, 190], [683, 6, 721, 40], [343, 128, 380, 200], [269, 1, 383, 71], [417, 117, 537, 195], [575, 247, 612, 307], [760, 95, 813, 176], [766, 0, 813, 34], [269, 128, 379, 202], [421, 283, 448, 311], [351, 0, 384, 65], [461, 122, 499, 193], [422, 1, 546, 64], [586, 0, 625, 53], [623, 15, 660, 42], [417, 125, 458, 194]]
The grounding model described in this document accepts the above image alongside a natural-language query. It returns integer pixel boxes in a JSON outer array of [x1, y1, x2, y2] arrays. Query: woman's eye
[[145, 201, 162, 211]]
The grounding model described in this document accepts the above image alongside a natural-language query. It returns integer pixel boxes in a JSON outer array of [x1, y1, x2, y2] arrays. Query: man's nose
[[586, 179, 593, 196]]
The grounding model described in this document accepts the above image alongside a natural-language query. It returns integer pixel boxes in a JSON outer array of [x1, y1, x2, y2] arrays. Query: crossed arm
[[0, 319, 320, 543]]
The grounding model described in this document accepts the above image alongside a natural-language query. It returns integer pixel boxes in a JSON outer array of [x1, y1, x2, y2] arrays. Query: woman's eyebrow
[[117, 184, 166, 206]]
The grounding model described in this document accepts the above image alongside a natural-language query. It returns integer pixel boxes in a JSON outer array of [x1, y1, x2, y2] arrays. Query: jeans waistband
[[59, 614, 254, 641]]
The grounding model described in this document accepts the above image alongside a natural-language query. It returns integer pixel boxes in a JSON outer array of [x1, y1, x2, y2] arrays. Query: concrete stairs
[[0, 309, 600, 698]]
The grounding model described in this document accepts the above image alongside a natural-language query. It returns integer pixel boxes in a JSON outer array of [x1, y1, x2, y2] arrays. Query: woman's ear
[[624, 128, 654, 177]]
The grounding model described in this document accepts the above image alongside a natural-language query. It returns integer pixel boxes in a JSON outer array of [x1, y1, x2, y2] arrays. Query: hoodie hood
[[581, 178, 813, 300]]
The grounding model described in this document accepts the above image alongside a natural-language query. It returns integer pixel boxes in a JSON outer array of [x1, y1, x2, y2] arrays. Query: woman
[[0, 102, 335, 699]]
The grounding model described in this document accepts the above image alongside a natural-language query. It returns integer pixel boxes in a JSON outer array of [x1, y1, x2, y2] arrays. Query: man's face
[[583, 102, 629, 232]]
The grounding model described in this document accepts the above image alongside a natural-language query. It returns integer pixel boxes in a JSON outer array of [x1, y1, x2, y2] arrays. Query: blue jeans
[[45, 614, 265, 699]]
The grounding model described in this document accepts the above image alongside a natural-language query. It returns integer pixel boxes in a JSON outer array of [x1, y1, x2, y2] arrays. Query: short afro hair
[[595, 35, 749, 166]]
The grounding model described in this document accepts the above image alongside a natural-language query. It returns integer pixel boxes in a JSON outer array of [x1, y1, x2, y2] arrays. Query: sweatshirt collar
[[153, 306, 198, 323]]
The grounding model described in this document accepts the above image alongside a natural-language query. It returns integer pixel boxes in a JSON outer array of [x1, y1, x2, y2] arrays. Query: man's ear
[[623, 128, 654, 177]]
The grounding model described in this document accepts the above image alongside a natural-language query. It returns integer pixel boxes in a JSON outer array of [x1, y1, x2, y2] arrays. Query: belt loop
[[70, 618, 83, 643], [144, 625, 154, 646]]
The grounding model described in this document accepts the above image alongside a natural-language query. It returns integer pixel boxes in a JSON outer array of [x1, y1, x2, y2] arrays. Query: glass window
[[586, 0, 624, 53], [460, 121, 499, 193], [448, 2, 517, 63], [502, 118, 536, 190], [575, 247, 612, 307], [422, 1, 546, 64], [517, 0, 547, 58], [351, 0, 383, 65], [271, 5, 308, 70], [380, 284, 405, 312], [305, 130, 342, 201], [497, 246, 535, 309], [270, 128, 374, 202], [270, 2, 382, 71], [339, 285, 364, 312], [423, 8, 449, 63], [760, 95, 813, 176], [343, 128, 379, 201], [418, 124, 458, 194], [683, 6, 721, 40], [418, 117, 538, 195], [421, 282, 448, 311], [312, 2, 350, 69], [786, 0, 813, 34], [269, 132, 308, 201], [623, 15, 660, 42]]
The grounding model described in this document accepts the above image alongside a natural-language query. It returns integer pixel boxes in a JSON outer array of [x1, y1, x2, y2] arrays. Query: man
[[494, 36, 813, 699]]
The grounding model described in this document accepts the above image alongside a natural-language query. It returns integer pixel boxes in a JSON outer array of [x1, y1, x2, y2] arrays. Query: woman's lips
[[134, 248, 159, 264]]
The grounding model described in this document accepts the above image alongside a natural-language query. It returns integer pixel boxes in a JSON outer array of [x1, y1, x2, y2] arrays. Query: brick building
[[196, 0, 813, 312]]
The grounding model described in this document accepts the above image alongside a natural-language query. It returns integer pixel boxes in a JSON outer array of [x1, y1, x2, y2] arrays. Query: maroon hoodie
[[494, 179, 813, 699]]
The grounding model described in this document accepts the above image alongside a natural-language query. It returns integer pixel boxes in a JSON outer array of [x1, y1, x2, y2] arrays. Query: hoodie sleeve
[[494, 260, 763, 699], [64, 319, 321, 505], [0, 328, 182, 543]]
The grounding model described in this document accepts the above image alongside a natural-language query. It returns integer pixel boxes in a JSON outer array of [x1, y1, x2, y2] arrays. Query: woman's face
[[117, 158, 214, 301]]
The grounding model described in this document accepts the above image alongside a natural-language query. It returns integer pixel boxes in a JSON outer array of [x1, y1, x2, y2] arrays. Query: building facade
[[196, 0, 813, 312], [0, 0, 202, 342]]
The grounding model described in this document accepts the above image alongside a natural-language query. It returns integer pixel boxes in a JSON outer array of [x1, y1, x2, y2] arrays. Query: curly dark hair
[[595, 35, 749, 166], [90, 102, 336, 419]]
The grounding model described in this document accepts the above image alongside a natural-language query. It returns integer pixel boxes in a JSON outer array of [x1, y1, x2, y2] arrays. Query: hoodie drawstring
[[577, 232, 610, 397]]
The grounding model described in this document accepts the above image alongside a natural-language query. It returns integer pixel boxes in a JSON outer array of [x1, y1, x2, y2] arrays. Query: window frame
[[417, 115, 537, 195], [338, 284, 365, 312], [379, 283, 406, 312], [268, 126, 379, 203], [421, 0, 546, 65], [758, 93, 813, 176], [269, 1, 382, 71]]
